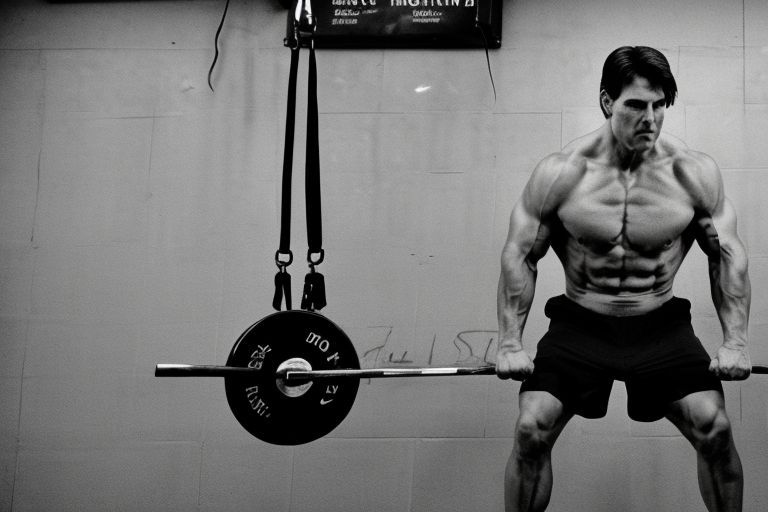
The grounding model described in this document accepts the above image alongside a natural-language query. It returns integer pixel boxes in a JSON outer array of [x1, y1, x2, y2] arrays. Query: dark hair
[[600, 46, 677, 118]]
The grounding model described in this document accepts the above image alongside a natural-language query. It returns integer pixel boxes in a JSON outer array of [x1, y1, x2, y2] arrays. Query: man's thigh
[[625, 320, 722, 422]]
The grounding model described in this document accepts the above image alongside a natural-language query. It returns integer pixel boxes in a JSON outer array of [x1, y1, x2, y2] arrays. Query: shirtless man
[[496, 46, 752, 512]]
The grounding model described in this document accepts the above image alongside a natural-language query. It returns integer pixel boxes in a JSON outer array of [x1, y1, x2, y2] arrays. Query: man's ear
[[600, 90, 613, 117]]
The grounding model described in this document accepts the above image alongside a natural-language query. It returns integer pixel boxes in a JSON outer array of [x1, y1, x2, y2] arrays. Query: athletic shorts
[[520, 295, 723, 422]]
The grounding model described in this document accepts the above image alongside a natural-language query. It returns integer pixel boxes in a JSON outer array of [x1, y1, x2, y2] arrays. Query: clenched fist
[[496, 347, 534, 381], [709, 345, 751, 380]]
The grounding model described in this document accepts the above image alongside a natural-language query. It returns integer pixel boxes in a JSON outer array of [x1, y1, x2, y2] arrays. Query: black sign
[[287, 0, 502, 49]]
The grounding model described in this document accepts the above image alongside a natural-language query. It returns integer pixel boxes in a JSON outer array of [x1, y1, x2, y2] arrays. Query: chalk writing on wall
[[359, 326, 497, 369]]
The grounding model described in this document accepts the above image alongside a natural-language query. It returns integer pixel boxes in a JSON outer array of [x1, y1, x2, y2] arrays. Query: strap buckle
[[275, 250, 294, 269], [307, 249, 324, 266]]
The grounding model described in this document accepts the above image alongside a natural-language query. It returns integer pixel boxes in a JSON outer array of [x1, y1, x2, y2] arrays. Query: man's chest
[[556, 168, 696, 252]]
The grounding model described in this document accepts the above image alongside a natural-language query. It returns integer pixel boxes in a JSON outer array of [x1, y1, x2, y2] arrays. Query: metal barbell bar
[[155, 363, 497, 379], [155, 363, 768, 380]]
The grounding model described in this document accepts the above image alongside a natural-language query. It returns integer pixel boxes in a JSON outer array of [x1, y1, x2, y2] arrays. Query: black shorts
[[520, 295, 723, 422]]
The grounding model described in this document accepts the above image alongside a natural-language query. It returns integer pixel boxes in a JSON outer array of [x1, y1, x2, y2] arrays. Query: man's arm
[[695, 155, 752, 379], [496, 156, 562, 380]]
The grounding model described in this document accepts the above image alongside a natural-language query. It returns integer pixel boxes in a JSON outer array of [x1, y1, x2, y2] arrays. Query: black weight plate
[[224, 310, 360, 445]]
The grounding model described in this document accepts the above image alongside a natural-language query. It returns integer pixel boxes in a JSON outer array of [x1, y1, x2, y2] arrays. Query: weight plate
[[224, 310, 360, 445]]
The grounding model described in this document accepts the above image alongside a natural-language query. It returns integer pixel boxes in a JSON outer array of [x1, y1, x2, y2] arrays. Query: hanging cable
[[475, 6, 497, 104], [208, 0, 231, 92]]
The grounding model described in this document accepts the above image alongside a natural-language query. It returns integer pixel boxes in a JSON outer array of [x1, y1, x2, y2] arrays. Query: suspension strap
[[274, 0, 327, 312], [272, 44, 299, 311], [300, 38, 327, 311]]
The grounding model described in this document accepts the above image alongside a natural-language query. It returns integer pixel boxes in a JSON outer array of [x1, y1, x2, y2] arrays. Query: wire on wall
[[208, 0, 231, 92]]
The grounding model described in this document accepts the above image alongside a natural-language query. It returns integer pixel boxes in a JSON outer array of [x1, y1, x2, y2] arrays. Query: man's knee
[[514, 394, 565, 460], [515, 414, 552, 460], [688, 405, 734, 460]]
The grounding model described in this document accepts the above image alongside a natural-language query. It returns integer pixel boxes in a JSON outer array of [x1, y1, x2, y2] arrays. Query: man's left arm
[[697, 156, 752, 379]]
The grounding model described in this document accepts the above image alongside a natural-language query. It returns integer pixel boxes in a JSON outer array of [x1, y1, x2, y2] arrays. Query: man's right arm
[[496, 156, 562, 380]]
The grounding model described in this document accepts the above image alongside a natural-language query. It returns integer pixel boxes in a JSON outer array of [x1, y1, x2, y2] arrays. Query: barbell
[[155, 363, 500, 379], [156, 310, 767, 445]]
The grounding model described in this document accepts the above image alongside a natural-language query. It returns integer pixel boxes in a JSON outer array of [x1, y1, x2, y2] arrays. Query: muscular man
[[496, 46, 752, 512]]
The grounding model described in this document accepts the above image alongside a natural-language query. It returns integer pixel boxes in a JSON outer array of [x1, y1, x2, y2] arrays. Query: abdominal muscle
[[565, 282, 675, 316], [559, 236, 684, 316]]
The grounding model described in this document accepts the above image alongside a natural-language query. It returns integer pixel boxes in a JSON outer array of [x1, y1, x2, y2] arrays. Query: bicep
[[700, 189, 750, 309], [693, 158, 747, 270], [501, 192, 551, 269], [501, 154, 565, 269], [710, 198, 747, 265]]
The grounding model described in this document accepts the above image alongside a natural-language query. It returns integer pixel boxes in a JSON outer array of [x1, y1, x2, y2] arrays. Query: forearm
[[710, 247, 751, 348], [497, 253, 537, 351]]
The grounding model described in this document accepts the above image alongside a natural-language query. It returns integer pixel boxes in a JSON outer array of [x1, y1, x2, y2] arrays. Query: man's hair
[[599, 46, 678, 118]]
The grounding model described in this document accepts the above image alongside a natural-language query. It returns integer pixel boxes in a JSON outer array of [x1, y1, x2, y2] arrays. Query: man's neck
[[601, 123, 655, 171]]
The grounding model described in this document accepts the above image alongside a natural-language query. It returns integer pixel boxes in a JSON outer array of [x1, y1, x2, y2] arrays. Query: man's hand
[[496, 346, 534, 381], [709, 345, 751, 380]]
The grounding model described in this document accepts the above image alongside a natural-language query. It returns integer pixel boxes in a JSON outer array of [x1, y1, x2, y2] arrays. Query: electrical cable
[[208, 0, 231, 92]]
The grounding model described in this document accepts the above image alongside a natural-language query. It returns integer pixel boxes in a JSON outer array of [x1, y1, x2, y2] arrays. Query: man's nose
[[642, 105, 655, 123]]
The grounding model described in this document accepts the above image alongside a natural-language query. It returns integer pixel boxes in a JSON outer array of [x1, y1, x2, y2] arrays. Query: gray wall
[[1, 0, 767, 510]]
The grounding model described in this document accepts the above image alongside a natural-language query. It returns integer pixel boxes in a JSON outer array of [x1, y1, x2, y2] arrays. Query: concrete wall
[[1, 0, 767, 510]]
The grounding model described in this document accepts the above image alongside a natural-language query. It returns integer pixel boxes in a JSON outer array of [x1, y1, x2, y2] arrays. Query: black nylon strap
[[275, 2, 326, 310], [275, 0, 326, 311], [305, 42, 323, 261], [302, 40, 326, 310], [277, 46, 300, 260], [273, 46, 300, 311]]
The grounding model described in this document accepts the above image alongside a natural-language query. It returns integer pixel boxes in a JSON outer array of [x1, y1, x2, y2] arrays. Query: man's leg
[[665, 390, 743, 512], [506, 391, 573, 512]]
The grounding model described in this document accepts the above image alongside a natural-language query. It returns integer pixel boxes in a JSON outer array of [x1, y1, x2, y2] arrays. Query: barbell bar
[[155, 363, 768, 380], [155, 363, 500, 379]]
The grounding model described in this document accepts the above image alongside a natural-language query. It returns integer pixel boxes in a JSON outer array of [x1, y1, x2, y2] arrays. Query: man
[[496, 46, 752, 512]]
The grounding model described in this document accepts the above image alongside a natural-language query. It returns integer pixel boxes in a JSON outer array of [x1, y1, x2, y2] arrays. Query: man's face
[[603, 76, 666, 153]]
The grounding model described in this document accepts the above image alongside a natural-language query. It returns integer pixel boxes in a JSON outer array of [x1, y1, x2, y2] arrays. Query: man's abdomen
[[560, 238, 686, 316]]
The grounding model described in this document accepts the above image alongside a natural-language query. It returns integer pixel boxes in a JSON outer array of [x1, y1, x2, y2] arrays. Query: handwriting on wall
[[359, 326, 497, 368]]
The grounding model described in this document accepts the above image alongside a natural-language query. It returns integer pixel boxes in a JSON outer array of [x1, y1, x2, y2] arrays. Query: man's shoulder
[[656, 133, 716, 170], [533, 137, 592, 182], [660, 136, 722, 210], [524, 150, 587, 214], [533, 151, 582, 177]]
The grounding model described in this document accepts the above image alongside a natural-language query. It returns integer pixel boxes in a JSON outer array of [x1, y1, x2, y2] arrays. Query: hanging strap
[[277, 46, 300, 261], [275, 0, 327, 312], [273, 45, 301, 311], [300, 32, 327, 312], [304, 42, 323, 264]]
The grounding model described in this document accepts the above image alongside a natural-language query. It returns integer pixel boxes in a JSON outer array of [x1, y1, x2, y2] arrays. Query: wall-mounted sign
[[287, 0, 502, 49]]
